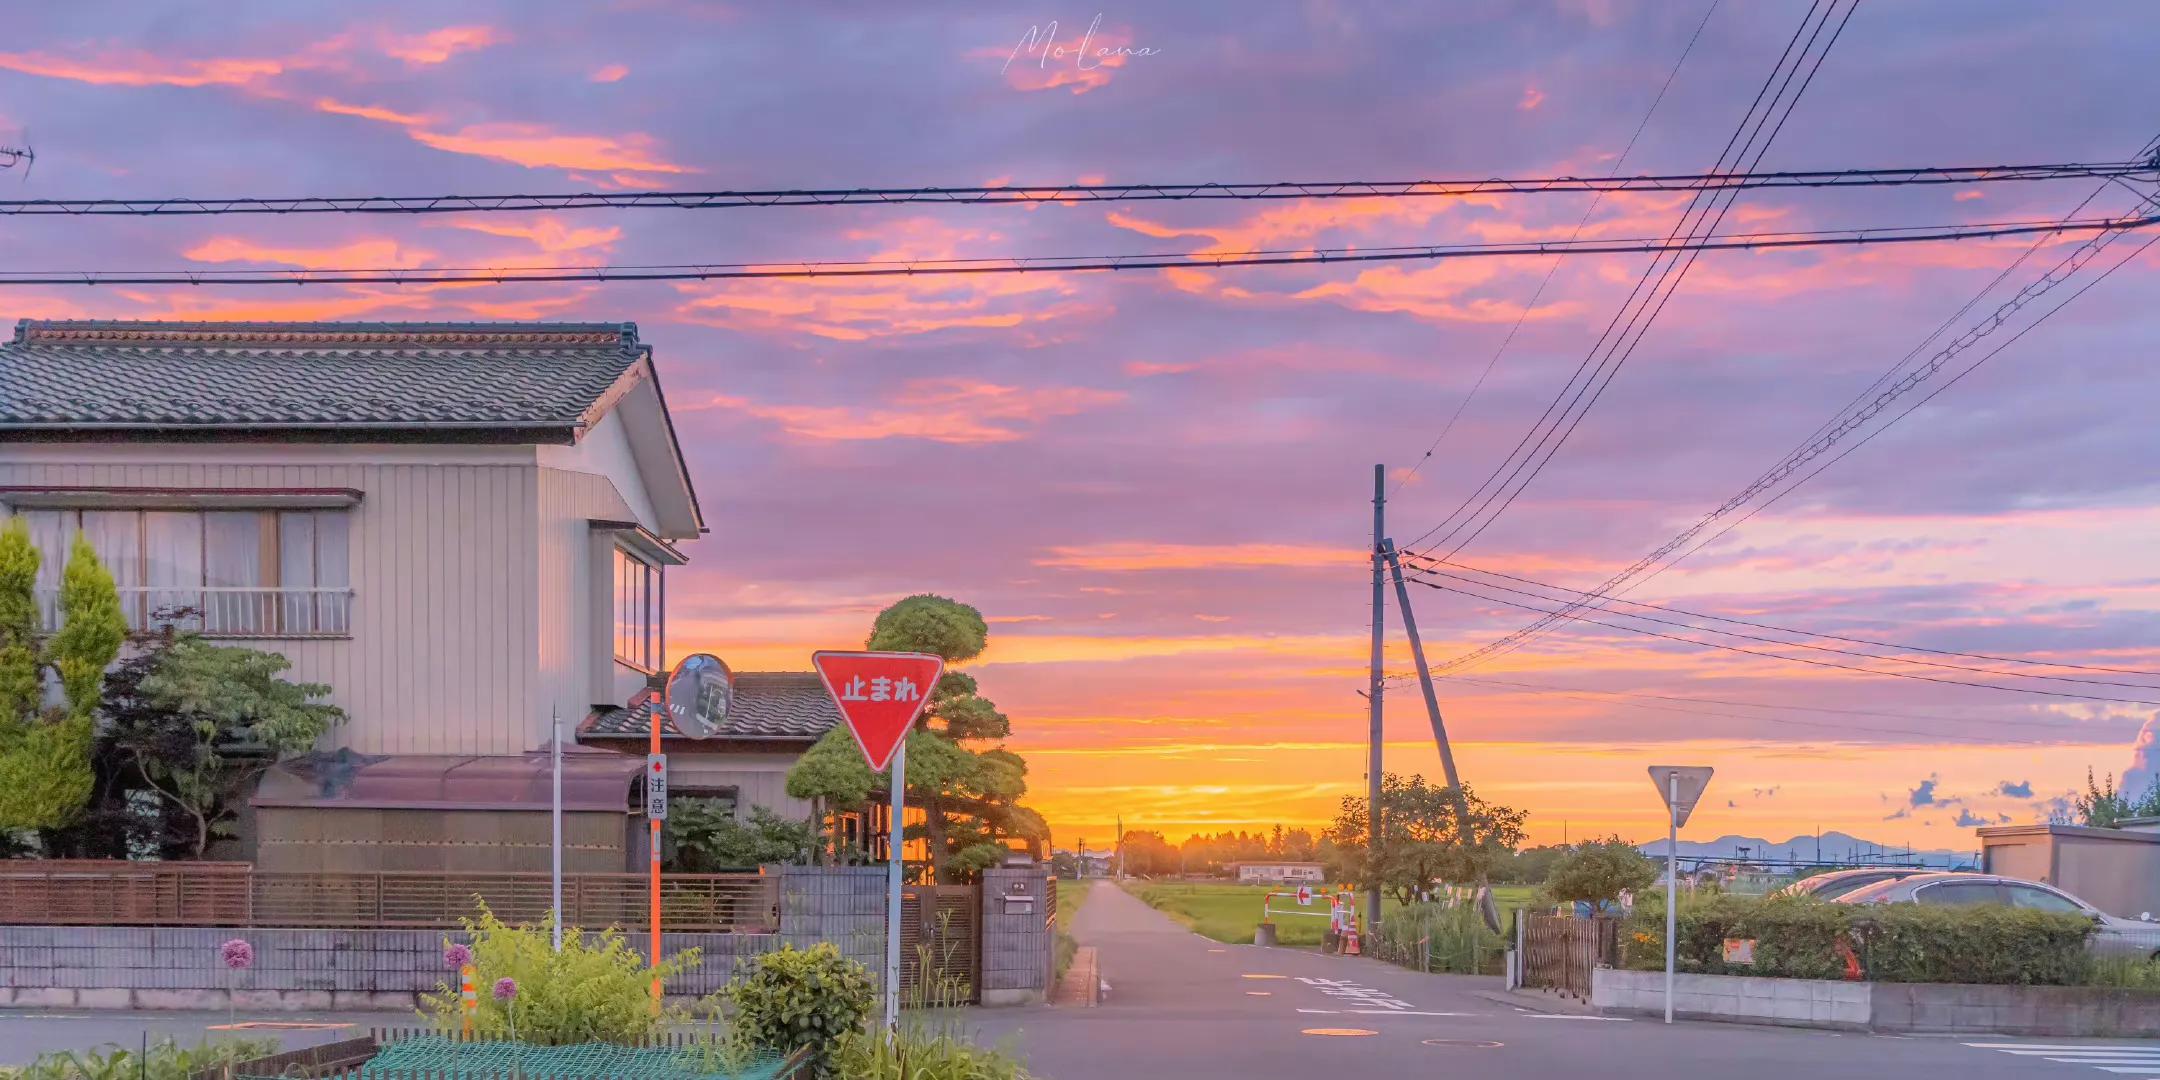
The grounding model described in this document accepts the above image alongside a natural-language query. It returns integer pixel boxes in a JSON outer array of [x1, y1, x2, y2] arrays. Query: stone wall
[[1591, 967, 2160, 1037], [0, 865, 890, 1012]]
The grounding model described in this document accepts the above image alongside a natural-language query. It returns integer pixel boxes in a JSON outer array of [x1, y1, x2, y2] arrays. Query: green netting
[[242, 1035, 793, 1080]]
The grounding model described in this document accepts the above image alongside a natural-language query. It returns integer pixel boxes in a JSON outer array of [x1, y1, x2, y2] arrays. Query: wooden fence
[[899, 883, 979, 1005], [1521, 913, 1619, 998], [0, 860, 778, 933]]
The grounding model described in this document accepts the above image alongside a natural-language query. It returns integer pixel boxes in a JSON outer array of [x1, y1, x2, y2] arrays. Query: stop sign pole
[[1649, 765, 1713, 1025], [813, 650, 945, 1032]]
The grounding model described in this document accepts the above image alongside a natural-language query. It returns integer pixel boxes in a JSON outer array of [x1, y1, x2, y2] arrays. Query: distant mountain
[[1638, 831, 1972, 868]]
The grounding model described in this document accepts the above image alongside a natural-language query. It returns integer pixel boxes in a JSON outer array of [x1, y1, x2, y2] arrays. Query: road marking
[[1301, 1028, 1377, 1037], [1422, 1039, 1504, 1049], [1296, 1008, 1476, 1017], [1208, 948, 1227, 953], [1965, 1044, 2160, 1076], [1294, 975, 1418, 1012], [1246, 991, 1272, 996], [1242, 974, 1288, 980]]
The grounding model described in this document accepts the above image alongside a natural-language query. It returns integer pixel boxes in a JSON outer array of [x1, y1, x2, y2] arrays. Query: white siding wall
[[0, 444, 617, 757], [536, 466, 653, 742], [2, 442, 663, 758], [669, 752, 815, 821]]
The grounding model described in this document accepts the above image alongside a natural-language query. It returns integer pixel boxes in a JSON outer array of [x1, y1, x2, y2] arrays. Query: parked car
[[1836, 872, 2160, 960], [1774, 867, 1933, 901]]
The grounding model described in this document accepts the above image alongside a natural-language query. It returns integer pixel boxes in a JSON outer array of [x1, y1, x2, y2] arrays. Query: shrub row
[[1619, 893, 2095, 985]]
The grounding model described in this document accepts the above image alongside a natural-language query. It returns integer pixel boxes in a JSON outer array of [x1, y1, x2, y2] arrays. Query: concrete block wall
[[1591, 967, 2160, 1037], [978, 867, 1051, 1006]]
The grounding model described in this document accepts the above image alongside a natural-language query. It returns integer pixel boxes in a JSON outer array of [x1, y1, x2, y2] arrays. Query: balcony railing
[[36, 586, 354, 638]]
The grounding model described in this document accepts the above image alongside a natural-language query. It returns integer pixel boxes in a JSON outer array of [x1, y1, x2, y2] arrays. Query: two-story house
[[0, 319, 841, 873]]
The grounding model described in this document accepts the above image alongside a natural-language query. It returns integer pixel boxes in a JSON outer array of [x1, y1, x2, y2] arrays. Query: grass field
[[1131, 880, 1537, 949]]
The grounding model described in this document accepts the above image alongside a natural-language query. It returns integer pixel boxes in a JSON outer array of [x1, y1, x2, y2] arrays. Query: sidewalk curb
[[1472, 988, 1599, 1016]]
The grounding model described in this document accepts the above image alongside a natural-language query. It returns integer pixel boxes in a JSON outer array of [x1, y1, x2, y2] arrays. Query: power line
[[1404, 561, 2160, 690], [0, 162, 2150, 218], [1407, 0, 1858, 558], [1406, 554, 2160, 679], [5, 212, 2150, 288], [1429, 165, 2160, 677], [1408, 573, 2160, 707], [1438, 674, 2061, 745], [1395, 669, 2087, 730], [1392, 0, 1723, 497]]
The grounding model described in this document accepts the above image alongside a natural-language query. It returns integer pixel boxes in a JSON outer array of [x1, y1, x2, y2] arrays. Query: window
[[16, 508, 350, 636], [2004, 885, 2086, 915], [1917, 882, 2004, 907], [613, 546, 661, 670]]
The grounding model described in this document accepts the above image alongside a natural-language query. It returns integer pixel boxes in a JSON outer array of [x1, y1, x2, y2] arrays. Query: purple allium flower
[[220, 938, 253, 970], [492, 977, 518, 1002], [443, 942, 473, 969]]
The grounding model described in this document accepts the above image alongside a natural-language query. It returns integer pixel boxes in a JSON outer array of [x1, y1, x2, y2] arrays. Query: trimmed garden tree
[[106, 625, 344, 857], [786, 594, 1050, 881], [0, 526, 126, 833]]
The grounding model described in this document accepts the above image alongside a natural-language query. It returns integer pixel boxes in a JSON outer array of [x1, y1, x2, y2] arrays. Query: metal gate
[[1521, 914, 1618, 998], [899, 884, 979, 1006]]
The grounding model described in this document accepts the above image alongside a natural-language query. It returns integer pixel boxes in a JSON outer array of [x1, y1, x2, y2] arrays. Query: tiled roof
[[583, 671, 840, 742], [0, 319, 646, 429]]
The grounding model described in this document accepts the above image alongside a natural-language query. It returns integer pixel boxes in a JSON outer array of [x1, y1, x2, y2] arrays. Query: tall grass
[[1369, 903, 1505, 975]]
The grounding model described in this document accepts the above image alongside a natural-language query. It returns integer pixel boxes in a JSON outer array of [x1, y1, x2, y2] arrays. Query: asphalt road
[[965, 882, 2160, 1080], [5, 890, 2156, 1078]]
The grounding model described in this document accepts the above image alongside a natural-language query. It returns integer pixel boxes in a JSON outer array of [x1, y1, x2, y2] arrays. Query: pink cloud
[[1519, 85, 1546, 111], [315, 98, 429, 126], [689, 378, 1125, 444], [590, 63, 630, 83], [0, 49, 284, 88], [183, 236, 436, 270], [409, 123, 691, 173], [380, 26, 504, 65]]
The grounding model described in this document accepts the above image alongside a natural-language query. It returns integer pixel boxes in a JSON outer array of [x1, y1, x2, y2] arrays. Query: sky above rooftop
[[4, 1, 2156, 850]]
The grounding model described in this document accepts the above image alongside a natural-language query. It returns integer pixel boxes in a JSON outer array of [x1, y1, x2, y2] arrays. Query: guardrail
[[0, 861, 779, 933]]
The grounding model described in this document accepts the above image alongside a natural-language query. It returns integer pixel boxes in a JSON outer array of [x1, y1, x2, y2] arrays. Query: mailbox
[[1001, 881, 1035, 916]]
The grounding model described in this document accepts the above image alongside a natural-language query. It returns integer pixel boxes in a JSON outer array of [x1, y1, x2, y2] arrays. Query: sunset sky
[[4, 2, 2157, 853]]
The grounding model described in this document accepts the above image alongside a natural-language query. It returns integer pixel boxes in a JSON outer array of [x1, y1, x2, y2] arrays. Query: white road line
[[1523, 1014, 1631, 1021], [1967, 1044, 2160, 1052], [1295, 1008, 1477, 1017]]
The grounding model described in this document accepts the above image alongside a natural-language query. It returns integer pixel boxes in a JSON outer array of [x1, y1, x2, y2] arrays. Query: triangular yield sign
[[1647, 765, 1715, 828], [812, 650, 946, 773]]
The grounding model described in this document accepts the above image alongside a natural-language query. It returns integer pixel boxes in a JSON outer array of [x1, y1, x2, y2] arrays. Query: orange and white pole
[[460, 963, 477, 1036], [649, 700, 663, 1007]]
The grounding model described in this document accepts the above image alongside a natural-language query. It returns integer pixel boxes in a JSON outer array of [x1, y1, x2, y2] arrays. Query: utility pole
[[1115, 814, 1124, 879], [1380, 540, 1474, 847], [1365, 464, 1386, 933]]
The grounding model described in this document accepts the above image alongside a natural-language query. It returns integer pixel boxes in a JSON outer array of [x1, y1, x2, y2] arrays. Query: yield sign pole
[[812, 650, 946, 1033], [1648, 765, 1713, 1025]]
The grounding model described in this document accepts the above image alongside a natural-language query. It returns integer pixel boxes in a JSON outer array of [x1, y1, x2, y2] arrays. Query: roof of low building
[[582, 671, 841, 743], [0, 319, 648, 432]]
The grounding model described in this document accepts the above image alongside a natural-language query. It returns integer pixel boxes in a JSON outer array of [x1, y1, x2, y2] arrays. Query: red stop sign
[[811, 650, 945, 772]]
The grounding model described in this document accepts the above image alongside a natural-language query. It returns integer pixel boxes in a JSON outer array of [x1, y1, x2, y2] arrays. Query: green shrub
[[830, 1024, 1032, 1080], [1541, 837, 1659, 907], [418, 903, 705, 1045], [1856, 904, 2093, 985], [14, 1037, 276, 1080], [1621, 893, 2095, 985], [724, 942, 876, 1079], [1371, 903, 1505, 975]]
